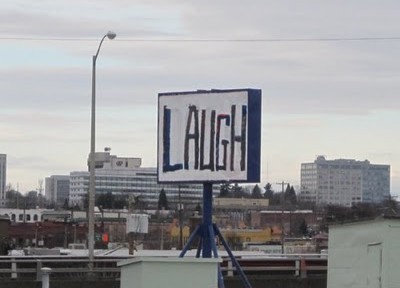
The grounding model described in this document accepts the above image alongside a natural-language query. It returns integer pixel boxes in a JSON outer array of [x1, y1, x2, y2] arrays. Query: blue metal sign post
[[179, 183, 252, 288], [158, 89, 262, 288]]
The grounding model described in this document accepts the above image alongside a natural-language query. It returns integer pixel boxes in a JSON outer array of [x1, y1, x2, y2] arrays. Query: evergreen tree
[[97, 192, 114, 209], [63, 198, 69, 210], [284, 185, 297, 206], [251, 184, 263, 199], [195, 203, 202, 214], [270, 192, 283, 206], [25, 191, 38, 209], [263, 183, 274, 199], [284, 184, 291, 197], [158, 189, 169, 210], [289, 186, 297, 205], [232, 183, 247, 198], [298, 219, 308, 236]]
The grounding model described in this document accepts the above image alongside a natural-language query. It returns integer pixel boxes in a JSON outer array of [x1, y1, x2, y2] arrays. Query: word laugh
[[163, 104, 248, 173]]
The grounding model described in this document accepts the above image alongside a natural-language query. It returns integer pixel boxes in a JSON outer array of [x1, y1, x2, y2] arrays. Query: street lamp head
[[106, 31, 117, 40]]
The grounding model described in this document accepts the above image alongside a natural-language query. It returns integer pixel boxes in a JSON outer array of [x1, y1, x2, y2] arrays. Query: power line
[[0, 37, 90, 42], [1, 36, 400, 43]]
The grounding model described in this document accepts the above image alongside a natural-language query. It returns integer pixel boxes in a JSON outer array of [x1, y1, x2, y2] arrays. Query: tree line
[[219, 182, 297, 206], [5, 190, 47, 209], [5, 182, 297, 210]]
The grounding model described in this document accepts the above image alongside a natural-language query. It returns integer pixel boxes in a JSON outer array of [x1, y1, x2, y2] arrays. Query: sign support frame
[[179, 183, 252, 288]]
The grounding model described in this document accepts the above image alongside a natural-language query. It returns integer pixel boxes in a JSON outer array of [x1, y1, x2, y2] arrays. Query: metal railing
[[222, 255, 327, 278], [0, 256, 126, 281], [0, 255, 327, 281]]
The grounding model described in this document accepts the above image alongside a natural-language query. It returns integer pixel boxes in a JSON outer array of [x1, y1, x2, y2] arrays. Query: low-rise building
[[219, 228, 273, 250], [0, 208, 48, 223], [214, 197, 269, 211], [251, 210, 320, 235]]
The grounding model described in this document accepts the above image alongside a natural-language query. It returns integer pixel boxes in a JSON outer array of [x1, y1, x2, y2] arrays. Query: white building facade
[[0, 208, 47, 223], [300, 156, 390, 206], [69, 150, 218, 208], [0, 154, 6, 207]]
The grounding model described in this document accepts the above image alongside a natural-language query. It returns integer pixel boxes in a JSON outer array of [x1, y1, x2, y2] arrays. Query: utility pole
[[178, 185, 183, 250], [160, 220, 164, 250], [159, 207, 166, 250], [23, 198, 26, 224], [128, 195, 135, 255], [17, 183, 19, 209], [35, 223, 38, 247], [73, 223, 77, 243], [276, 181, 289, 254], [38, 179, 43, 208], [64, 217, 68, 248]]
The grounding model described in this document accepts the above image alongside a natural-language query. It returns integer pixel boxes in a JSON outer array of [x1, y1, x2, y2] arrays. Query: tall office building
[[45, 175, 70, 207], [69, 149, 218, 208], [300, 156, 390, 207], [0, 154, 6, 207]]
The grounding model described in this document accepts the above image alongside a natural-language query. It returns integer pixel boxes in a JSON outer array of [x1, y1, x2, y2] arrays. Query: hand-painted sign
[[158, 89, 261, 183]]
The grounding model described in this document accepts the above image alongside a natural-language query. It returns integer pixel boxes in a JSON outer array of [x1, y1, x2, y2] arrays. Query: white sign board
[[126, 214, 149, 234], [158, 89, 261, 183]]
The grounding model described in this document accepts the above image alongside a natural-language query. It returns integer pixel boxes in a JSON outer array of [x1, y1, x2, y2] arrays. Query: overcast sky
[[0, 0, 399, 194]]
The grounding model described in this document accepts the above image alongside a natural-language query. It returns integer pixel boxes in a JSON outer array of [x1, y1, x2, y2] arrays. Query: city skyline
[[0, 1, 399, 194]]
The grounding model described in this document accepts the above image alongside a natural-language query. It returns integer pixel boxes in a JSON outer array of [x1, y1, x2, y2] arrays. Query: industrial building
[[300, 156, 390, 206]]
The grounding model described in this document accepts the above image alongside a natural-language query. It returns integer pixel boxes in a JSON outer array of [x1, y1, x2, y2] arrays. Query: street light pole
[[178, 185, 183, 250], [88, 31, 116, 268], [276, 181, 289, 254]]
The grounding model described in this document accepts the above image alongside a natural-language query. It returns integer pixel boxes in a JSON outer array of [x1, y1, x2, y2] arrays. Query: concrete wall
[[214, 198, 269, 209]]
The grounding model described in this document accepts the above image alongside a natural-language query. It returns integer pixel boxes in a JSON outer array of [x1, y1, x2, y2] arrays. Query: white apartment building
[[0, 154, 6, 207], [300, 156, 390, 206], [45, 175, 70, 206], [69, 149, 218, 208]]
